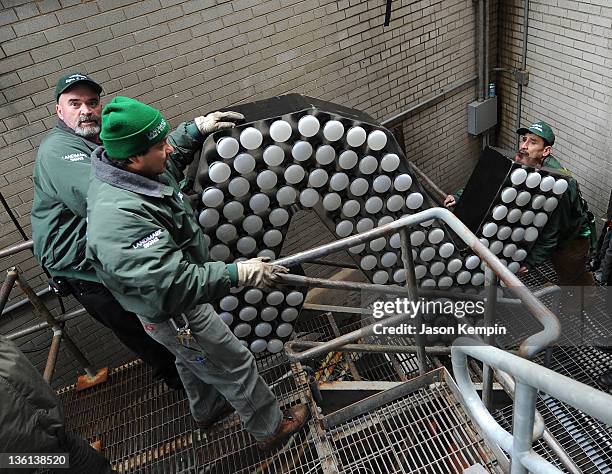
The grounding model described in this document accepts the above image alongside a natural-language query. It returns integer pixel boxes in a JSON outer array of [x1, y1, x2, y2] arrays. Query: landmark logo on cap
[[65, 73, 88, 84], [147, 118, 168, 141]]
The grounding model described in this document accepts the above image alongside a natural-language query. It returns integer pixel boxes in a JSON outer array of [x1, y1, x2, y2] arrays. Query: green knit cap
[[100, 96, 170, 160]]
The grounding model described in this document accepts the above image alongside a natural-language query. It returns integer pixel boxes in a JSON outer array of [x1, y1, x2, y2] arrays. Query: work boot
[[598, 369, 612, 389], [195, 401, 236, 430], [256, 404, 311, 451]]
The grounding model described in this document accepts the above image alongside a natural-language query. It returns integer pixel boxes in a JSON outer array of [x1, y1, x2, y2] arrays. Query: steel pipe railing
[[0, 239, 33, 259], [0, 268, 18, 314], [452, 337, 612, 474], [276, 207, 561, 361]]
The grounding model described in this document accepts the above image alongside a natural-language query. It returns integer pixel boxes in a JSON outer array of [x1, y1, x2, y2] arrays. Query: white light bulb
[[501, 187, 518, 203], [249, 193, 270, 214], [298, 115, 320, 137], [365, 196, 383, 214], [439, 242, 455, 258], [350, 177, 369, 196], [256, 170, 277, 190], [489, 240, 503, 255], [322, 193, 342, 211], [208, 161, 232, 184], [360, 255, 377, 270], [263, 229, 283, 247], [308, 168, 329, 188], [510, 168, 527, 185], [405, 192, 424, 210], [380, 251, 398, 267], [300, 188, 319, 207], [276, 322, 293, 338], [269, 208, 290, 227], [386, 195, 404, 212], [447, 259, 462, 273], [244, 288, 263, 304], [543, 197, 558, 212], [216, 223, 238, 243], [242, 215, 263, 235], [503, 243, 517, 258], [336, 220, 354, 237], [276, 185, 297, 206], [255, 322, 272, 337], [552, 179, 568, 195], [389, 233, 401, 248], [359, 155, 378, 175], [482, 222, 498, 238], [263, 145, 284, 166], [430, 261, 445, 276], [269, 120, 292, 142], [471, 273, 485, 286], [539, 176, 555, 192], [419, 246, 435, 262], [507, 208, 522, 224], [260, 307, 278, 321], [393, 174, 412, 192], [233, 152, 256, 174], [393, 269, 407, 282], [497, 226, 512, 241], [525, 172, 542, 188], [198, 208, 219, 228], [220, 295, 239, 311], [267, 339, 284, 353], [349, 243, 366, 254], [511, 227, 525, 242], [457, 270, 471, 285], [465, 255, 480, 270], [369, 237, 386, 252], [323, 120, 344, 141], [330, 172, 350, 191], [356, 218, 374, 233], [367, 130, 387, 150], [531, 194, 546, 210], [216, 136, 239, 159], [373, 175, 392, 193], [342, 199, 361, 218], [201, 187, 224, 207], [286, 291, 304, 306], [410, 230, 426, 246], [228, 177, 250, 197], [239, 127, 263, 150], [427, 228, 445, 244], [223, 201, 244, 221], [372, 270, 389, 284], [315, 145, 335, 165], [533, 212, 548, 228], [210, 244, 230, 261], [219, 312, 233, 326], [281, 307, 299, 322], [266, 291, 284, 306], [236, 236, 257, 255], [516, 191, 531, 206], [233, 323, 251, 338], [239, 306, 257, 321], [492, 205, 508, 220], [338, 150, 358, 170], [292, 141, 313, 162], [380, 153, 400, 172], [250, 339, 267, 353], [512, 248, 527, 262], [284, 164, 305, 185], [438, 276, 453, 288], [346, 126, 367, 147]]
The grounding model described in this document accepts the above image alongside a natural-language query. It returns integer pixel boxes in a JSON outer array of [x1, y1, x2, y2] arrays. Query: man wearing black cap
[[30, 73, 183, 388]]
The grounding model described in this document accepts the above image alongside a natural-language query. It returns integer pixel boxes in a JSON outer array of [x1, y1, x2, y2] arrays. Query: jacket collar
[[91, 147, 174, 198], [57, 119, 101, 147]]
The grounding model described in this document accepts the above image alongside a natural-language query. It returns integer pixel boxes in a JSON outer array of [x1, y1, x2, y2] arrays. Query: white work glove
[[194, 111, 244, 134], [236, 257, 289, 290]]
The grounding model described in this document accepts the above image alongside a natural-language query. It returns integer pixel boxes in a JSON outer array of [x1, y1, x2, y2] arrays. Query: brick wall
[[496, 0, 612, 222], [1, 0, 487, 384]]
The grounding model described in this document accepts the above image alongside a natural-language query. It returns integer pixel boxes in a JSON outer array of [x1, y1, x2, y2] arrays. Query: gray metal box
[[467, 97, 497, 135]]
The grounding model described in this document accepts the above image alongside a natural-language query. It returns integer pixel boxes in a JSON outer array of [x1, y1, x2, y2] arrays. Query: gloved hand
[[236, 257, 289, 289], [194, 111, 245, 134]]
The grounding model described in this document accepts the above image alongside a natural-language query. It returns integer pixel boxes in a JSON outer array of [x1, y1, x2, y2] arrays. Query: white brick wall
[[497, 0, 612, 222], [0, 0, 487, 380]]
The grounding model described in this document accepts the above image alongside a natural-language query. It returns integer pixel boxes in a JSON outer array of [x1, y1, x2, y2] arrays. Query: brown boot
[[194, 401, 236, 430], [256, 404, 311, 451]]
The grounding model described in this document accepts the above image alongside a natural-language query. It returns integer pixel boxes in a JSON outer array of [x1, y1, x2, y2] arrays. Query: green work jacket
[[86, 142, 237, 323], [524, 155, 591, 268], [31, 121, 100, 281]]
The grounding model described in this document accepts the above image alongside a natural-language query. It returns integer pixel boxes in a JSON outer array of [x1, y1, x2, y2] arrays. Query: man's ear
[[542, 145, 552, 158], [56, 103, 63, 120]]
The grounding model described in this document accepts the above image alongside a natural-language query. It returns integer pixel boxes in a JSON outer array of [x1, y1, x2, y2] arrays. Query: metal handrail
[[276, 207, 561, 361], [452, 337, 612, 474]]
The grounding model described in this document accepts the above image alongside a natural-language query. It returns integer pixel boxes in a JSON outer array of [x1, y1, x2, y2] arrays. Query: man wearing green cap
[[30, 73, 243, 390], [514, 121, 595, 286], [86, 96, 310, 450]]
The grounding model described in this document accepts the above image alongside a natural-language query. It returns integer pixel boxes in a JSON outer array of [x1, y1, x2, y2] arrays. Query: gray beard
[[74, 123, 100, 139]]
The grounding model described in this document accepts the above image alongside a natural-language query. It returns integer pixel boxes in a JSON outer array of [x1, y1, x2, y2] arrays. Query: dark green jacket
[[31, 121, 99, 281], [0, 335, 64, 458], [86, 140, 237, 323], [524, 155, 591, 268]]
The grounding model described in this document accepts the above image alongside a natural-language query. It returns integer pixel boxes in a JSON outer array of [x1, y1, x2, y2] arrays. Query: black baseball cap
[[55, 73, 102, 102]]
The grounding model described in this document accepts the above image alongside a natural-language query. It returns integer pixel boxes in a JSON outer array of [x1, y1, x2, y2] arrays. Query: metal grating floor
[[58, 354, 319, 473], [327, 374, 503, 473]]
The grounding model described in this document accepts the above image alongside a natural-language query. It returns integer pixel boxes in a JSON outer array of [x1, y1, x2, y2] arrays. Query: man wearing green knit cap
[[87, 97, 310, 450]]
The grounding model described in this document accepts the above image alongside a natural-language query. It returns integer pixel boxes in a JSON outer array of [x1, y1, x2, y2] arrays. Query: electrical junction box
[[467, 97, 497, 135]]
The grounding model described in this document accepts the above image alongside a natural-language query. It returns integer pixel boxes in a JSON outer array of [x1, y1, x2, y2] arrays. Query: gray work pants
[[138, 304, 282, 441]]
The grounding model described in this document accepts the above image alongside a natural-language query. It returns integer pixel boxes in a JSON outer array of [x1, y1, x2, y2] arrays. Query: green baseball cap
[[55, 72, 102, 102], [516, 120, 555, 146]]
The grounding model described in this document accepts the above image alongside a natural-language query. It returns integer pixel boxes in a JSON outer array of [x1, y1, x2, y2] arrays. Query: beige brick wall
[[497, 0, 612, 222], [1, 0, 488, 381]]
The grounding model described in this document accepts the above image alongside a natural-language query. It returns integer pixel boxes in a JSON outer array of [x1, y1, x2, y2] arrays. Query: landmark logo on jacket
[[132, 229, 163, 249], [62, 152, 87, 162]]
